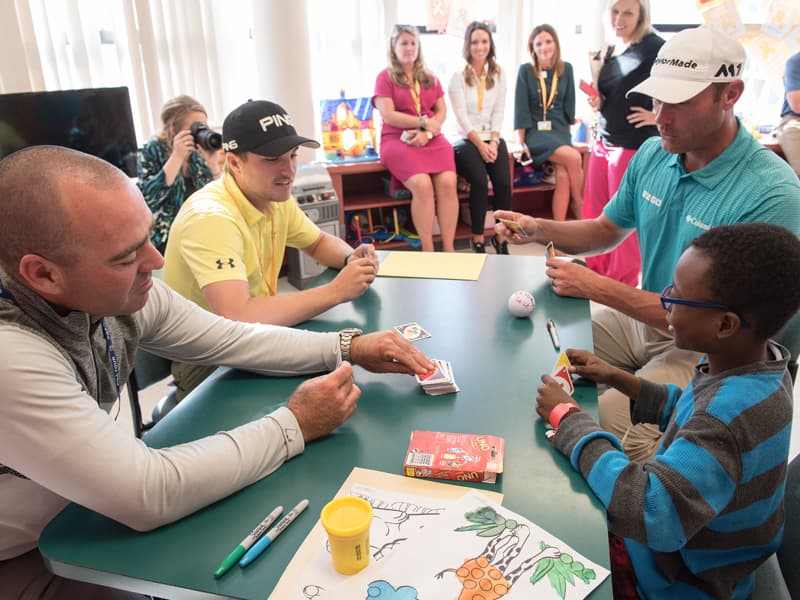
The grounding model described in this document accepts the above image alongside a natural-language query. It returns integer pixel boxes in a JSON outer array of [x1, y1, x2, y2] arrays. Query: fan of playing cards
[[415, 359, 459, 396]]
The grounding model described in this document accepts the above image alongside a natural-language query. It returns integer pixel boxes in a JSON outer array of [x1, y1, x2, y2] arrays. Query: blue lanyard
[[100, 319, 121, 398]]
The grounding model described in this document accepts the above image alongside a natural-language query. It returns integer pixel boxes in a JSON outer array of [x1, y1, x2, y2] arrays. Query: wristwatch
[[338, 328, 363, 363]]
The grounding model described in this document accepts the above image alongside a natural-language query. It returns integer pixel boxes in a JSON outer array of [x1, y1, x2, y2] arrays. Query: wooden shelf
[[344, 192, 411, 212], [325, 155, 576, 248], [514, 183, 556, 193]]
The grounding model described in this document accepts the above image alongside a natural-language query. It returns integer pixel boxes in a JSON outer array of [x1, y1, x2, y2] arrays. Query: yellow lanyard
[[476, 71, 486, 116], [538, 69, 559, 120], [409, 79, 422, 115], [231, 194, 277, 297]]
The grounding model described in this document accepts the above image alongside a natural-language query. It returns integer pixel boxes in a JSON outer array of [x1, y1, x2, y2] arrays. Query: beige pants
[[777, 114, 800, 177], [592, 304, 702, 463], [0, 549, 148, 599], [170, 361, 217, 402]]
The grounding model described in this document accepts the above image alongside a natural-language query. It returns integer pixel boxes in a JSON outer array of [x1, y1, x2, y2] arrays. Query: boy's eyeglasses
[[660, 285, 750, 329]]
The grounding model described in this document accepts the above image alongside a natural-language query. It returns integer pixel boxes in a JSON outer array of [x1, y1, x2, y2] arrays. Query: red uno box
[[404, 430, 505, 484]]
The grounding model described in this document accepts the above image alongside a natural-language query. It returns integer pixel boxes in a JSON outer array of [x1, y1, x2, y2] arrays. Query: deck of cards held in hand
[[544, 351, 576, 441], [416, 359, 459, 396]]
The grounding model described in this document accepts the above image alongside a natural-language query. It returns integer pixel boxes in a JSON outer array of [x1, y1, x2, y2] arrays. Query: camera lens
[[189, 122, 222, 151]]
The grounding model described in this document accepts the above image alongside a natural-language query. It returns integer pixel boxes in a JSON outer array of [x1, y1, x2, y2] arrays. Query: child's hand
[[566, 349, 617, 384], [536, 375, 576, 422]]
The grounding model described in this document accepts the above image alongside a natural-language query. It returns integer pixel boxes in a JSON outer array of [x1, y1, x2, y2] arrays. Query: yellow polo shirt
[[163, 171, 321, 312]]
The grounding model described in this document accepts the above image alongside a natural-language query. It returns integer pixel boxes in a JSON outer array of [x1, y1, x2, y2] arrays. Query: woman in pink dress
[[373, 24, 459, 252]]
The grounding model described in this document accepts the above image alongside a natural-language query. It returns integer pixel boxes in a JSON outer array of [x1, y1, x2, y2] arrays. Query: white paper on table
[[329, 490, 610, 600], [269, 467, 503, 600], [289, 485, 461, 599]]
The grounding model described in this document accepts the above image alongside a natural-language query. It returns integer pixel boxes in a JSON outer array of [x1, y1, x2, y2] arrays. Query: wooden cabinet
[[326, 145, 587, 249]]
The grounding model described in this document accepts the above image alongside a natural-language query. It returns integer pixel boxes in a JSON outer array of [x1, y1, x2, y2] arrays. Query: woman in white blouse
[[448, 21, 511, 254]]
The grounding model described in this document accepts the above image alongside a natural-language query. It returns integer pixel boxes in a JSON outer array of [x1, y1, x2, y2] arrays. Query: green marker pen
[[213, 505, 283, 577]]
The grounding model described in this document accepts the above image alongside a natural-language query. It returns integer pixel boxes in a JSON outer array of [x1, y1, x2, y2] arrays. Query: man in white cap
[[777, 51, 800, 176], [165, 100, 380, 398], [494, 26, 800, 461]]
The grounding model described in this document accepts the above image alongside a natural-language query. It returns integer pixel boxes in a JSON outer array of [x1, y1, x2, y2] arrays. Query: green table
[[40, 254, 611, 599]]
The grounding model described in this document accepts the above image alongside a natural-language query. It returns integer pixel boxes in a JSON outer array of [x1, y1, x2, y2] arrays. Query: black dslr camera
[[189, 122, 222, 151]]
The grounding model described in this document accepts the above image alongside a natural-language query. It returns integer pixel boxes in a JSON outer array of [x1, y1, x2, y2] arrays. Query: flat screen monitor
[[0, 86, 138, 176]]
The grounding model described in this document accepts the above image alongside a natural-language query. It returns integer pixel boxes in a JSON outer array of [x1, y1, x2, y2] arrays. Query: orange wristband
[[548, 402, 580, 429]]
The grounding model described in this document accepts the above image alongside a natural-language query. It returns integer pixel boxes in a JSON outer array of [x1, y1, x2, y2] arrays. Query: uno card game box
[[404, 430, 505, 484]]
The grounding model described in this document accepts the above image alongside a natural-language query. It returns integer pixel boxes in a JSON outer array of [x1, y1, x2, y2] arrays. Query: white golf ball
[[508, 290, 535, 318]]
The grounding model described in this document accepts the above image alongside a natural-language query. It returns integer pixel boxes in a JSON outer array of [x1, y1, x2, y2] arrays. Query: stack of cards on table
[[415, 360, 459, 396]]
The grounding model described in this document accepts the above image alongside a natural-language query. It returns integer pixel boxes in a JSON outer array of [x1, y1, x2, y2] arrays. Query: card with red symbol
[[550, 351, 575, 395], [394, 321, 431, 342], [416, 359, 459, 396]]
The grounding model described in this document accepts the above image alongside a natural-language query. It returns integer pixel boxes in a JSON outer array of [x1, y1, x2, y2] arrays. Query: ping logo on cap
[[259, 113, 294, 131]]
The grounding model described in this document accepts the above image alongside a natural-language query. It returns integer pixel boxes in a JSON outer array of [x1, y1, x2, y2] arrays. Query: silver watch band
[[338, 328, 363, 363]]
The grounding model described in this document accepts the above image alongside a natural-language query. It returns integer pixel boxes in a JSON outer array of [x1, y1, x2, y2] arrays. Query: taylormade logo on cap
[[652, 57, 699, 70], [626, 26, 746, 104]]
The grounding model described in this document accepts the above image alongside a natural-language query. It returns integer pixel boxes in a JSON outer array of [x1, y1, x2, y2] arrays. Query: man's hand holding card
[[493, 210, 537, 244]]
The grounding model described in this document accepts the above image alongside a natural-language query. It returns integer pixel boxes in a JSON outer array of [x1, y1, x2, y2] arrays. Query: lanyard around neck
[[100, 319, 121, 398], [538, 69, 559, 120], [476, 71, 487, 116], [230, 193, 277, 297], [409, 79, 422, 115]]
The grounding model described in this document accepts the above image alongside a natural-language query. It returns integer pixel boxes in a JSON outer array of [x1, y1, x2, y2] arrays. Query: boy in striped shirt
[[536, 222, 800, 599]]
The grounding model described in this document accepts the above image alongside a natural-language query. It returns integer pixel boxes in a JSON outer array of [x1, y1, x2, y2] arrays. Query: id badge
[[537, 120, 552, 131]]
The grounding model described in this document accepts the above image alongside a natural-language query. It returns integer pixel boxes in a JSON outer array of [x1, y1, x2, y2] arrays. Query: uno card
[[550, 351, 575, 395], [545, 241, 556, 259], [580, 79, 599, 98], [498, 218, 528, 238], [394, 322, 431, 342], [416, 363, 448, 385]]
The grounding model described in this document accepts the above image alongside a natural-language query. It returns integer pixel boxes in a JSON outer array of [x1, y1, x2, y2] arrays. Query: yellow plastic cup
[[320, 496, 373, 575]]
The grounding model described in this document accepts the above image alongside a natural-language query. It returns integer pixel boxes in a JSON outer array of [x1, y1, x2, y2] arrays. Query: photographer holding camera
[[137, 95, 223, 253]]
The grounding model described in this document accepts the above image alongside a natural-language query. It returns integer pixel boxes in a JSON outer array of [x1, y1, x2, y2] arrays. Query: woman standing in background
[[137, 95, 222, 253], [514, 24, 583, 222], [448, 21, 512, 254], [583, 0, 663, 286], [373, 24, 459, 252]]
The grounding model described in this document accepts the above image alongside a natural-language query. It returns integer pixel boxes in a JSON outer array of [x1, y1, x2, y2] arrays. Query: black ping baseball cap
[[221, 100, 320, 157]]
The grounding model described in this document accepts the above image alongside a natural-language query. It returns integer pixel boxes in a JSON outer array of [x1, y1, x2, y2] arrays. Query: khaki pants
[[170, 361, 217, 402], [0, 549, 148, 599], [592, 304, 702, 463], [777, 114, 800, 177]]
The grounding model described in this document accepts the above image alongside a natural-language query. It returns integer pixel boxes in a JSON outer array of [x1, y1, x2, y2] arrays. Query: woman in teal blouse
[[137, 95, 221, 253], [514, 24, 583, 221]]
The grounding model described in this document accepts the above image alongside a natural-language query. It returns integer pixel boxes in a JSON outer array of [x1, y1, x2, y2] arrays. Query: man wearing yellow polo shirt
[[164, 100, 379, 398]]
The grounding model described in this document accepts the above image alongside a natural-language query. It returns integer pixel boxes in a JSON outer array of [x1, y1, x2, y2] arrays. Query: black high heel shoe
[[491, 235, 509, 255], [472, 240, 486, 253]]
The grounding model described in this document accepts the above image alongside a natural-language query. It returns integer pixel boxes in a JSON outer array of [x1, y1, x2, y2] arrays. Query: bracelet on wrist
[[343, 252, 353, 268], [419, 115, 428, 131], [548, 402, 581, 430]]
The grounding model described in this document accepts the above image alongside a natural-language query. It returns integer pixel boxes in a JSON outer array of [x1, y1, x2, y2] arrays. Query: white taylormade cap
[[626, 26, 746, 104]]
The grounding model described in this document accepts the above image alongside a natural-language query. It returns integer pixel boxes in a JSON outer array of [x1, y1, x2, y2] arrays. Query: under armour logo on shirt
[[216, 258, 236, 269]]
